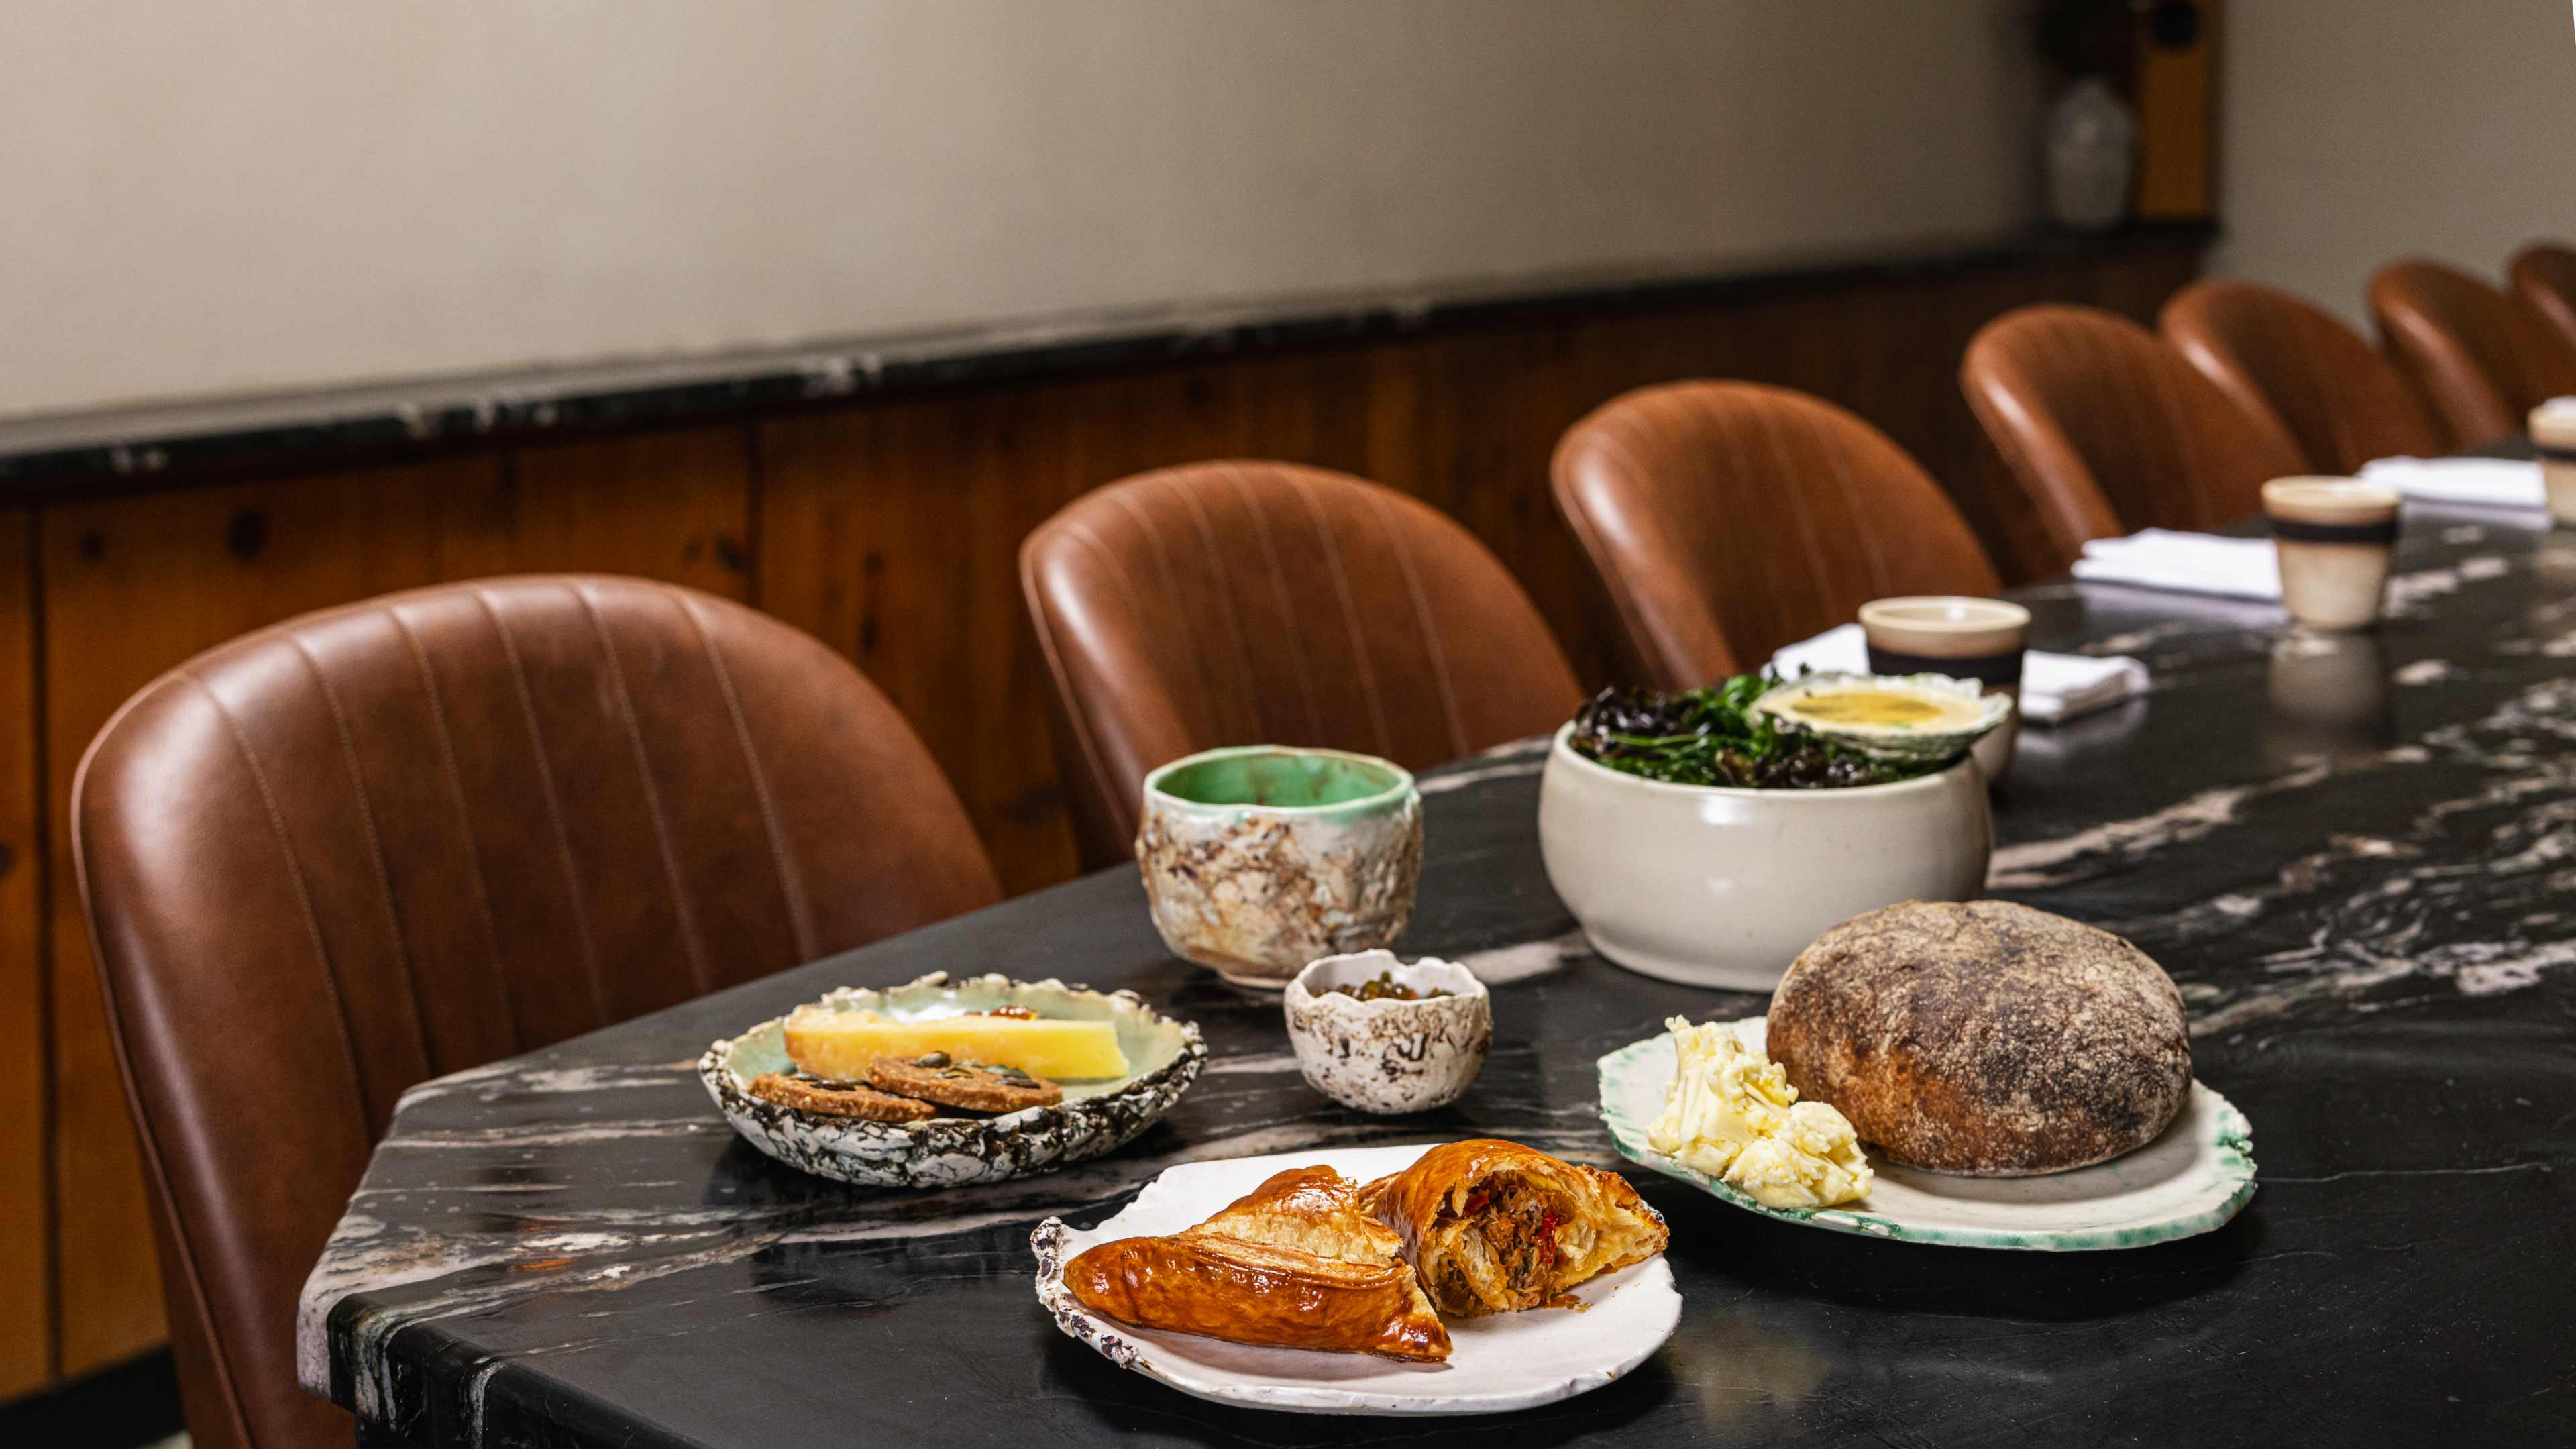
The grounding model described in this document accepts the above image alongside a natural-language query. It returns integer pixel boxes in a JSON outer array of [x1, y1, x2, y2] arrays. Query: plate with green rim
[[1597, 1017, 2257, 1251]]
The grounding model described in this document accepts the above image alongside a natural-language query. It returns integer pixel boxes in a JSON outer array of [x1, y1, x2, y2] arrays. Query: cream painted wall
[[2214, 0, 2576, 325], [0, 1, 2039, 422]]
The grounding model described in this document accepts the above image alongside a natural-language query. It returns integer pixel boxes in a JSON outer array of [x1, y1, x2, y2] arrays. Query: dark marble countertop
[[304, 494, 2573, 1448], [0, 223, 2211, 494]]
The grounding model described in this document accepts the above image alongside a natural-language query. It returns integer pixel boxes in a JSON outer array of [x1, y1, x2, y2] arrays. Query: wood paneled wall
[[0, 240, 2197, 1396]]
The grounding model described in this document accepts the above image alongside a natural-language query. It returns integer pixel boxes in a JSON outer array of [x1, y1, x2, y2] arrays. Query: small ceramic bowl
[[1282, 951, 1490, 1114], [1136, 745, 1423, 991]]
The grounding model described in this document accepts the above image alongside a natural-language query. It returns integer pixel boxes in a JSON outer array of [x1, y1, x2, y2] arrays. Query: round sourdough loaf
[[1766, 900, 2191, 1176]]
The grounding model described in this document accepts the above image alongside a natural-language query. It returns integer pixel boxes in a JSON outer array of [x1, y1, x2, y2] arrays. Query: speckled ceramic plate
[[1031, 1143, 1680, 1415], [698, 972, 1204, 1189], [1597, 1018, 2257, 1251]]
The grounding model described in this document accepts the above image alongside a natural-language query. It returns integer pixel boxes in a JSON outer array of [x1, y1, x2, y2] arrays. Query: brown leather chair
[[72, 576, 1000, 1449], [1551, 380, 2001, 690], [1961, 304, 2307, 568], [2369, 257, 2576, 446], [2508, 243, 2576, 363], [1022, 462, 1582, 867], [2160, 279, 2442, 474]]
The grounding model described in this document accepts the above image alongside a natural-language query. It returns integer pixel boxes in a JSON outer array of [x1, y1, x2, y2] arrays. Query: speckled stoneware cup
[[1283, 951, 1490, 1114], [1136, 746, 1422, 991], [2264, 477, 2400, 631], [2531, 398, 2576, 525]]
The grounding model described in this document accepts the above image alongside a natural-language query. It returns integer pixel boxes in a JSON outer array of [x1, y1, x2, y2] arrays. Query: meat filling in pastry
[[1361, 1140, 1669, 1317]]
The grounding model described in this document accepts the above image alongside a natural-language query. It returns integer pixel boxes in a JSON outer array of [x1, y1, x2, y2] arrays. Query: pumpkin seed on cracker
[[747, 1071, 935, 1122], [866, 1054, 1062, 1112]]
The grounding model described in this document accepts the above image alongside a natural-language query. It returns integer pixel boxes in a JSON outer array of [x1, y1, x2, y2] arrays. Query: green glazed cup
[[1136, 745, 1423, 990]]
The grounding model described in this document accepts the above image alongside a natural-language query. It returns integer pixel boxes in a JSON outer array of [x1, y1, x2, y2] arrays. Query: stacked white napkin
[[1769, 623, 2147, 726], [2356, 455, 2546, 511], [2070, 529, 2282, 600]]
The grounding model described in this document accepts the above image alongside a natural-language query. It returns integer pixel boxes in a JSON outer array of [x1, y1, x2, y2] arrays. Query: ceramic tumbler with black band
[[2530, 398, 2576, 526], [2263, 477, 2400, 631], [1856, 596, 2030, 780]]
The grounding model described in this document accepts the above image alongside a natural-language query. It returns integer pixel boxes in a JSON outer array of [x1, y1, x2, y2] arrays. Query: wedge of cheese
[[784, 1007, 1130, 1082]]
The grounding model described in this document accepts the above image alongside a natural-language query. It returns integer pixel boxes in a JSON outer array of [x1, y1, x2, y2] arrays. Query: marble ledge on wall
[[0, 221, 2215, 497]]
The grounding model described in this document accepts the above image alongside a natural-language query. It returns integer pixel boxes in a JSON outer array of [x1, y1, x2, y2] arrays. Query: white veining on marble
[[397, 1059, 698, 1109], [1457, 928, 1585, 982], [381, 1118, 727, 1148], [1990, 766, 2322, 888], [1419, 757, 1546, 794], [1201, 1051, 1301, 1075], [2023, 673, 2576, 1034]]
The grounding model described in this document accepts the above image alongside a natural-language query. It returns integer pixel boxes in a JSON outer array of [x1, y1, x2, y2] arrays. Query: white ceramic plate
[[1598, 1018, 2257, 1251], [1030, 1142, 1681, 1415]]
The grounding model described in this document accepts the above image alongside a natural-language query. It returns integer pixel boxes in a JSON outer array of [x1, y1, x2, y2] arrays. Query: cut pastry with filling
[[1185, 1164, 1406, 1264], [1360, 1139, 1669, 1317], [1061, 1165, 1450, 1362]]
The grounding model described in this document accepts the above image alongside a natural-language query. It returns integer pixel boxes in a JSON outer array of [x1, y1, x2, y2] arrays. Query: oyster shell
[[1750, 672, 2011, 764]]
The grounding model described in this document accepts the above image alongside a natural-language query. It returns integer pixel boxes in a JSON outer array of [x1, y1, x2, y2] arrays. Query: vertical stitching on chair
[[1053, 519, 1167, 777], [1574, 398, 1731, 684], [474, 588, 608, 1025], [1806, 401, 1890, 596], [389, 603, 519, 1054], [569, 580, 711, 997], [1225, 464, 1324, 742], [1106, 482, 1225, 745], [287, 629, 435, 1073], [2300, 306, 2364, 471], [2075, 315, 2147, 525], [1022, 523, 1130, 847], [1288, 470, 1392, 756], [1970, 325, 2106, 560], [179, 667, 372, 1120], [1755, 402, 1835, 628], [1358, 487, 1467, 759], [1168, 474, 1267, 740], [2141, 337, 2212, 525], [669, 586, 816, 963]]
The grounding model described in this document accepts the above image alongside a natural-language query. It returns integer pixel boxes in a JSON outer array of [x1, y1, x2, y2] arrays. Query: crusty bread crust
[[1766, 900, 2191, 1176]]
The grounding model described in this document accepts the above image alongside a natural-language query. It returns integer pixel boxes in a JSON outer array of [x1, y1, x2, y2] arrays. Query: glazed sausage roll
[[1062, 1165, 1451, 1362], [1061, 1233, 1452, 1362], [1360, 1140, 1669, 1317]]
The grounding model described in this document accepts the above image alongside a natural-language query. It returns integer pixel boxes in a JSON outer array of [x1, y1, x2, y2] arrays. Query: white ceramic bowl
[[1281, 951, 1491, 1113], [1537, 724, 1992, 991]]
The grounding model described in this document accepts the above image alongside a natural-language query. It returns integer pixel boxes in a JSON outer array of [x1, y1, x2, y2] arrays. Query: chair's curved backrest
[[2369, 257, 2576, 445], [2508, 243, 2576, 364], [1021, 462, 1582, 865], [73, 576, 999, 1449], [2160, 279, 2442, 474], [1551, 381, 2000, 690], [1962, 304, 2307, 568]]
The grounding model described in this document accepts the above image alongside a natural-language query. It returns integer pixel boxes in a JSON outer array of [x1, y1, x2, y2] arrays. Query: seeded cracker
[[867, 1053, 1063, 1112]]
